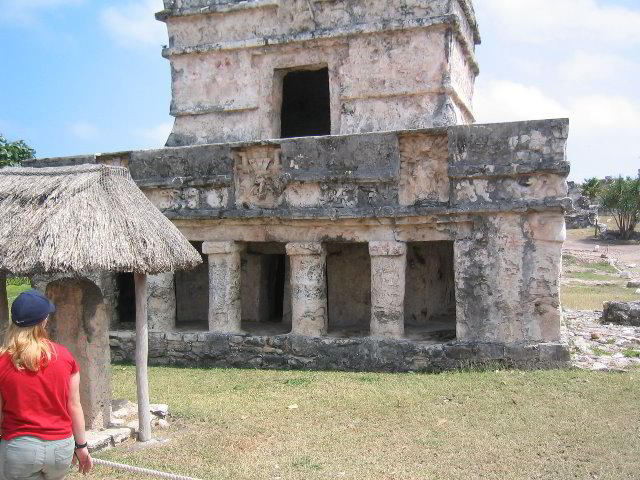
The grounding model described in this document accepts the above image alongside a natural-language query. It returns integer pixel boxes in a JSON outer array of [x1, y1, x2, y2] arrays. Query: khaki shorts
[[0, 435, 74, 480]]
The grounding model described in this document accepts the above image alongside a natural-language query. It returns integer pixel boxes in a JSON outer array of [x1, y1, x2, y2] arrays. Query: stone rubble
[[86, 400, 171, 453], [562, 309, 640, 372]]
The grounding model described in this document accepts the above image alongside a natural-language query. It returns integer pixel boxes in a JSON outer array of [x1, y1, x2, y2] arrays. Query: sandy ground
[[564, 235, 640, 265]]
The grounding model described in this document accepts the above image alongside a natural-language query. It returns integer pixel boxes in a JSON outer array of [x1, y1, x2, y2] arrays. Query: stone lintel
[[369, 241, 407, 257], [286, 242, 325, 256], [202, 241, 244, 255]]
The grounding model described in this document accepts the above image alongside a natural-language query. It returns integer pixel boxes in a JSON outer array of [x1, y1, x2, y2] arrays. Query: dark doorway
[[280, 67, 330, 138], [175, 241, 209, 330], [116, 272, 136, 325], [404, 241, 456, 343], [241, 243, 290, 335], [326, 243, 371, 338], [266, 254, 286, 322]]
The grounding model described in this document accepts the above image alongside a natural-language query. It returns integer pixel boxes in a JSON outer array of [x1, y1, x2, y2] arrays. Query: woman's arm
[[68, 372, 92, 474], [0, 392, 4, 438]]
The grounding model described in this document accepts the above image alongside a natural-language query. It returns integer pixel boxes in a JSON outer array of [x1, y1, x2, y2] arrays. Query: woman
[[0, 289, 92, 479]]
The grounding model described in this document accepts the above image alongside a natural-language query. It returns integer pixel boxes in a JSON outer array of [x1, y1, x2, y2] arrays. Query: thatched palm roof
[[0, 164, 201, 275]]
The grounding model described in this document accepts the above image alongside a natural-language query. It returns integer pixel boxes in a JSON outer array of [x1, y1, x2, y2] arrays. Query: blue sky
[[1, 0, 638, 182]]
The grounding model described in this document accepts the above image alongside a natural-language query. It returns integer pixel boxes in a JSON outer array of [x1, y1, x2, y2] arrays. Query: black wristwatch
[[75, 442, 88, 450]]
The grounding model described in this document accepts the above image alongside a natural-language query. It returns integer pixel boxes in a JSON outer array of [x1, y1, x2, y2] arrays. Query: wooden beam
[[134, 272, 152, 442], [0, 275, 8, 331]]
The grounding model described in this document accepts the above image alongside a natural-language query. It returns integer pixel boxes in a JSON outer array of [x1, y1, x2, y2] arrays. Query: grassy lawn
[[562, 284, 638, 310], [6, 280, 31, 320], [561, 253, 638, 309], [71, 366, 640, 480]]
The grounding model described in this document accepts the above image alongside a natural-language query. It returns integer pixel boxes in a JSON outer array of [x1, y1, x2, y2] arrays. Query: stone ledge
[[369, 241, 407, 256], [202, 240, 245, 254], [110, 331, 570, 372], [161, 15, 479, 74], [285, 242, 325, 256]]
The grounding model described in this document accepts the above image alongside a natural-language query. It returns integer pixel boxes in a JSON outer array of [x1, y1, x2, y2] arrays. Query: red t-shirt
[[0, 342, 78, 441]]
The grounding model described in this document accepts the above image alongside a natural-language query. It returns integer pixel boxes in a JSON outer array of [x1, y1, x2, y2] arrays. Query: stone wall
[[565, 211, 597, 230], [109, 330, 568, 372], [157, 0, 480, 145], [29, 118, 571, 369]]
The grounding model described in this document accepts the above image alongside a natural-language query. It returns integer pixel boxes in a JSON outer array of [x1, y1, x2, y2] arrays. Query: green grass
[[565, 271, 617, 282], [590, 347, 612, 356], [562, 284, 639, 310], [7, 281, 31, 319], [622, 349, 640, 358], [69, 366, 640, 480]]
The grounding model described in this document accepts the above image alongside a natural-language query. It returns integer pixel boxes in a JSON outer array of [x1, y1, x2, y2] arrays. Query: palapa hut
[[0, 164, 201, 442]]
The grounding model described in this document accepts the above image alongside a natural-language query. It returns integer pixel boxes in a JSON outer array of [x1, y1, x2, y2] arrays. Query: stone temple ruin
[[31, 0, 571, 370]]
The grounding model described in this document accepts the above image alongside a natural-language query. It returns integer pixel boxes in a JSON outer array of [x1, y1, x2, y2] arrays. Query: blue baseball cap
[[11, 290, 56, 327]]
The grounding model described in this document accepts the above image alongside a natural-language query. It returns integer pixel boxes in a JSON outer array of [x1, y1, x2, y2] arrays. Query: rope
[[93, 458, 202, 480]]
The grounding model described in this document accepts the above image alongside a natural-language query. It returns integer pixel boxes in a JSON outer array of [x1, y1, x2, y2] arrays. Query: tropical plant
[[0, 134, 35, 167], [581, 177, 602, 202], [599, 176, 640, 239]]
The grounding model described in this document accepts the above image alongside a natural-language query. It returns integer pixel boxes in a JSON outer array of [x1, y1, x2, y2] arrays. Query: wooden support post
[[134, 272, 151, 442], [0, 274, 9, 332]]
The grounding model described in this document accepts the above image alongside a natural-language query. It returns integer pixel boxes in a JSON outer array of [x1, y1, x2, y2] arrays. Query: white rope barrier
[[93, 458, 202, 480]]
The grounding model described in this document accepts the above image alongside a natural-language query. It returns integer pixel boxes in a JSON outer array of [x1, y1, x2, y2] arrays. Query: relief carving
[[234, 145, 287, 208], [398, 134, 449, 206]]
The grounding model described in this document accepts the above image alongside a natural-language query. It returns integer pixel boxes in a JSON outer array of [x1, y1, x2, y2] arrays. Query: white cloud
[[101, 0, 166, 50], [475, 0, 640, 45], [136, 121, 172, 147], [475, 79, 640, 132], [558, 51, 639, 85], [474, 79, 569, 123], [69, 122, 100, 139], [570, 95, 640, 132], [0, 0, 82, 26]]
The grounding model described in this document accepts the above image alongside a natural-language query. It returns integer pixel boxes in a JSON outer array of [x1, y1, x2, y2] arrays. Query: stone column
[[286, 242, 327, 336], [45, 278, 111, 430], [202, 241, 244, 333], [147, 272, 176, 331], [369, 241, 407, 339]]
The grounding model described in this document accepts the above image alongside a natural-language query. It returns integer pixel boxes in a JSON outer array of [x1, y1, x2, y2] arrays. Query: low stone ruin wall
[[565, 211, 597, 229], [109, 331, 569, 372], [603, 301, 640, 327]]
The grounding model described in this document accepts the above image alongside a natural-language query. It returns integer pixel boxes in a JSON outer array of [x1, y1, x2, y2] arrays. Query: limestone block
[[45, 279, 111, 430], [454, 213, 563, 344], [204, 241, 245, 333], [286, 242, 327, 336], [398, 133, 449, 205], [602, 301, 640, 326], [369, 241, 406, 338], [147, 273, 176, 331]]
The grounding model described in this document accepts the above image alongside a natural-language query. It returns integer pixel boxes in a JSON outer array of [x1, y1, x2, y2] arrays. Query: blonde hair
[[0, 321, 54, 372]]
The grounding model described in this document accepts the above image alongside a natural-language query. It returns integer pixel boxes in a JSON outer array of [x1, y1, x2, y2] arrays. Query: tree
[[581, 177, 602, 202], [599, 176, 640, 240], [0, 134, 35, 167]]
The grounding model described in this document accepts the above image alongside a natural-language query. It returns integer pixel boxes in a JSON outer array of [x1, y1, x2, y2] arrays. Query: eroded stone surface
[[603, 301, 640, 326], [286, 242, 328, 336], [159, 0, 480, 145], [204, 241, 244, 333], [45, 279, 111, 430], [369, 241, 407, 338], [110, 330, 569, 372]]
